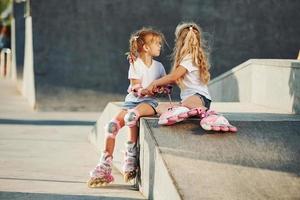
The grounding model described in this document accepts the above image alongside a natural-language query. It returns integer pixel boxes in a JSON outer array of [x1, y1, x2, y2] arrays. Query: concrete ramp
[[89, 102, 300, 199]]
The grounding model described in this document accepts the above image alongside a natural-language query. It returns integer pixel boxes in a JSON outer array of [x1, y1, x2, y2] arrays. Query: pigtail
[[129, 35, 139, 59]]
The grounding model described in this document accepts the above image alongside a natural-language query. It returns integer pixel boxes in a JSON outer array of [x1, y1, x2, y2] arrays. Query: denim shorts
[[122, 100, 158, 113], [194, 93, 211, 109]]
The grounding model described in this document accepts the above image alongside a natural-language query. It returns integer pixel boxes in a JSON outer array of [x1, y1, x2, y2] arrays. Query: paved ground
[[0, 79, 145, 200]]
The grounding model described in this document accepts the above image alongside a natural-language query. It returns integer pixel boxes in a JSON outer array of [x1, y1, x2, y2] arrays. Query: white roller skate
[[158, 106, 190, 125], [123, 141, 138, 183], [87, 152, 114, 188]]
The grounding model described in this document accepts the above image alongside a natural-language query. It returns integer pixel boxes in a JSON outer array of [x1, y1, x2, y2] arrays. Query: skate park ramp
[[89, 102, 300, 200]]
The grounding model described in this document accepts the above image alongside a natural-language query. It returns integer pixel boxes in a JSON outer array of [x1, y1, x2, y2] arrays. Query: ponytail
[[172, 23, 211, 85]]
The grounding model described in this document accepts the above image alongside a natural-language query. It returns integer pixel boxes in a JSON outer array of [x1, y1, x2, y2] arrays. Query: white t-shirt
[[179, 55, 211, 101], [125, 58, 166, 102]]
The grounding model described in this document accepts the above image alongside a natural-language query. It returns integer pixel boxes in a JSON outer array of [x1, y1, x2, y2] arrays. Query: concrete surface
[[209, 59, 300, 114], [0, 80, 145, 200], [145, 119, 300, 199]]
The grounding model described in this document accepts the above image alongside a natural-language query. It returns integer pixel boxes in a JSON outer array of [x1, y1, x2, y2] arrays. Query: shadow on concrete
[[289, 61, 300, 114], [147, 119, 300, 176], [223, 73, 240, 102], [208, 69, 240, 102], [0, 177, 136, 191], [0, 118, 95, 126], [0, 191, 143, 200], [0, 177, 85, 184]]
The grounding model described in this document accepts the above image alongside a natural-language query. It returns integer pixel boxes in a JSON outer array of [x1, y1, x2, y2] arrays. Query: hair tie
[[133, 36, 139, 41]]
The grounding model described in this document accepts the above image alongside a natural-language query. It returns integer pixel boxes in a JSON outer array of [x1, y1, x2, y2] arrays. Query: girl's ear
[[143, 44, 150, 52]]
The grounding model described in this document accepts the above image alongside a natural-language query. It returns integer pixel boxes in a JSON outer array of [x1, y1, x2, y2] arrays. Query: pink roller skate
[[158, 106, 206, 126], [200, 110, 237, 132], [123, 141, 138, 182], [87, 152, 114, 188], [158, 106, 190, 125]]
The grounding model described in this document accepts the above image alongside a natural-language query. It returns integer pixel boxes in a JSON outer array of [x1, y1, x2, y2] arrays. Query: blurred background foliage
[[0, 0, 12, 49]]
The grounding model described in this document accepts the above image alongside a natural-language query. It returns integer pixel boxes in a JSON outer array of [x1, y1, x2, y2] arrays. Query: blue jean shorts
[[195, 93, 211, 109], [122, 100, 158, 113]]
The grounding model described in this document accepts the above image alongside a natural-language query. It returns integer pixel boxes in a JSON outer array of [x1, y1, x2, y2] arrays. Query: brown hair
[[128, 27, 165, 58]]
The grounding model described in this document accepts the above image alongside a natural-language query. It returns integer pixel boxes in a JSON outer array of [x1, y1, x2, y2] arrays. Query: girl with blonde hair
[[146, 22, 237, 132], [88, 27, 167, 187]]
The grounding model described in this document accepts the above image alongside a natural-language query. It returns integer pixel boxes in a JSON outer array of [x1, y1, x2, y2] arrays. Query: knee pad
[[124, 109, 140, 128], [105, 119, 121, 139]]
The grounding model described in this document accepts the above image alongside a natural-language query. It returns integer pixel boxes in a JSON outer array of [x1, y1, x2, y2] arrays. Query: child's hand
[[146, 83, 156, 96], [140, 88, 150, 96]]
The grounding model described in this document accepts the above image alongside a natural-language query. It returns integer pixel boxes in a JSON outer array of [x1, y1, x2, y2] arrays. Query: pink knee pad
[[105, 119, 121, 139], [124, 109, 140, 128]]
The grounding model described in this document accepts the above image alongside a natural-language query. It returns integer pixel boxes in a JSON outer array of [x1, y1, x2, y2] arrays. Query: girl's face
[[144, 35, 162, 57], [148, 39, 162, 57]]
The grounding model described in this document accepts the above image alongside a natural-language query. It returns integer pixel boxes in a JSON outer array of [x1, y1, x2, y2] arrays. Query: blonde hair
[[172, 22, 210, 86], [128, 27, 165, 58]]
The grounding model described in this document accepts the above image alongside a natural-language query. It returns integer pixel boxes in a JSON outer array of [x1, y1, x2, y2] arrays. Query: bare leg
[[104, 110, 127, 156], [156, 102, 181, 115], [128, 103, 156, 143], [123, 103, 156, 182], [181, 95, 205, 109]]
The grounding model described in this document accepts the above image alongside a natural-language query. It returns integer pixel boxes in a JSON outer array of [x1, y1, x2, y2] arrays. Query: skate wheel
[[124, 171, 137, 183], [200, 123, 212, 131], [229, 126, 237, 132], [87, 179, 97, 188], [212, 126, 221, 131], [220, 126, 229, 132]]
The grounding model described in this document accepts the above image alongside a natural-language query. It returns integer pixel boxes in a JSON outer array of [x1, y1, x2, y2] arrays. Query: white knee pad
[[124, 109, 140, 127], [104, 119, 121, 139]]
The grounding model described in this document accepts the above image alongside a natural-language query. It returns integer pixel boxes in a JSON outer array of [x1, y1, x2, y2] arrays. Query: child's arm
[[130, 79, 141, 86], [130, 79, 153, 97], [146, 66, 187, 94]]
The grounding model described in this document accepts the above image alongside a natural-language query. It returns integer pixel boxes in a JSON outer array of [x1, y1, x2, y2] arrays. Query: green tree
[[0, 0, 12, 26]]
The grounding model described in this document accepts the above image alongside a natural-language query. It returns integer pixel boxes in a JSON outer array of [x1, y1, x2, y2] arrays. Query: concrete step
[[89, 102, 300, 199]]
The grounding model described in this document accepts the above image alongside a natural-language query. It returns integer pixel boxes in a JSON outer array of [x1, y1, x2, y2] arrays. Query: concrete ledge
[[138, 118, 181, 199], [209, 59, 300, 114], [89, 102, 300, 199]]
